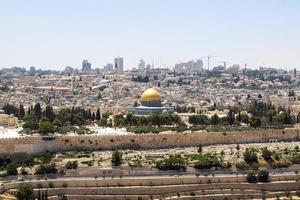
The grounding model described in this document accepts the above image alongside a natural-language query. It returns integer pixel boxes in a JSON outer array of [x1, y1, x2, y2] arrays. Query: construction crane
[[217, 61, 228, 69], [200, 55, 221, 70]]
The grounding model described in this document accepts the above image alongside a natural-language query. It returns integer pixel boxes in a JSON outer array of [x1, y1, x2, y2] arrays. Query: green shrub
[[261, 147, 273, 162], [156, 154, 187, 170], [257, 168, 269, 182], [81, 160, 94, 166], [21, 156, 36, 167], [38, 151, 53, 164], [111, 150, 123, 166], [6, 162, 18, 175], [65, 161, 78, 169], [194, 153, 222, 169], [35, 163, 57, 174], [246, 170, 257, 183], [16, 184, 33, 200], [243, 148, 258, 164]]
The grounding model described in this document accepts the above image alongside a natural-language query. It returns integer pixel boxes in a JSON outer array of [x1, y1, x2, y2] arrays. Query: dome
[[141, 88, 161, 102]]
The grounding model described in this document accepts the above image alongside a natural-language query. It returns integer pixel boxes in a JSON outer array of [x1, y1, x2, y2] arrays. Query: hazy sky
[[0, 0, 299, 70]]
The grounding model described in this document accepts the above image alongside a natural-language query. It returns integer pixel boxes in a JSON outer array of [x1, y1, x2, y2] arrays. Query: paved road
[[1, 171, 298, 184]]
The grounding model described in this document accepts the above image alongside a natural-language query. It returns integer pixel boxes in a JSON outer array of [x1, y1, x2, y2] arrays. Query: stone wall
[[2, 174, 300, 197], [0, 114, 18, 127], [0, 128, 299, 158]]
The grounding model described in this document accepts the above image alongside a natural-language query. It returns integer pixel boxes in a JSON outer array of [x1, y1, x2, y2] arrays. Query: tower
[[138, 59, 145, 70], [82, 60, 91, 72], [114, 57, 123, 74]]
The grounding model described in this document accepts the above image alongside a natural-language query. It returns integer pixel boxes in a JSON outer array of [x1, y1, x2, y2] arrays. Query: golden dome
[[141, 88, 161, 102]]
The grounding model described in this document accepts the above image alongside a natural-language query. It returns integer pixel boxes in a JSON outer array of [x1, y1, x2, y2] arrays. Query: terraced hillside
[[1, 173, 300, 200]]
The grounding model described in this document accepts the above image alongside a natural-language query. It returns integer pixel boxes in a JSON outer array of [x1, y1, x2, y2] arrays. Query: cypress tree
[[88, 109, 92, 119], [37, 189, 41, 200], [41, 191, 45, 200], [19, 104, 25, 120], [34, 103, 42, 121], [45, 105, 55, 122], [96, 108, 101, 120]]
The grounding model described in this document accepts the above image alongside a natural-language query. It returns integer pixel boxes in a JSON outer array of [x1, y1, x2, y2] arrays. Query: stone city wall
[[0, 128, 299, 158]]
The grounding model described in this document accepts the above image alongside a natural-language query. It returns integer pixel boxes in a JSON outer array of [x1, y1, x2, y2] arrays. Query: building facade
[[114, 57, 124, 73], [82, 59, 92, 72]]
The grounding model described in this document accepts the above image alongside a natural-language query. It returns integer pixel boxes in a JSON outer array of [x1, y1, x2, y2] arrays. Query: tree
[[6, 162, 18, 175], [37, 190, 41, 200], [38, 152, 53, 164], [34, 103, 42, 121], [111, 150, 123, 166], [45, 105, 55, 122], [27, 107, 31, 115], [227, 110, 235, 125], [19, 104, 25, 120], [240, 114, 249, 124], [114, 114, 125, 127], [38, 118, 55, 135], [210, 114, 219, 125], [44, 190, 48, 200], [2, 103, 19, 117], [197, 145, 203, 153], [250, 117, 261, 128], [236, 111, 241, 123], [99, 118, 107, 126], [96, 108, 101, 121], [16, 184, 33, 200], [87, 109, 92, 119], [35, 163, 57, 174], [23, 118, 39, 130], [188, 115, 209, 125]]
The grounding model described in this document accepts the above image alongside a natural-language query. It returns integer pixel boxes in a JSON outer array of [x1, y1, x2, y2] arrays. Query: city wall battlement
[[0, 129, 299, 158]]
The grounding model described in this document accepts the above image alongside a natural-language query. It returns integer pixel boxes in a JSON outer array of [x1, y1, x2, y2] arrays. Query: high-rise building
[[82, 59, 92, 72], [114, 57, 123, 73], [64, 66, 74, 75], [103, 63, 114, 72], [138, 59, 145, 70], [174, 59, 203, 74]]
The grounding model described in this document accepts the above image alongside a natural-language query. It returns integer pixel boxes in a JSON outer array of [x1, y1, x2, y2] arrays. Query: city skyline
[[0, 0, 300, 70]]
